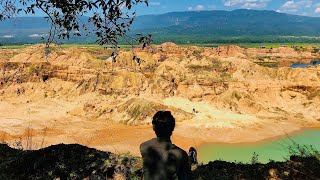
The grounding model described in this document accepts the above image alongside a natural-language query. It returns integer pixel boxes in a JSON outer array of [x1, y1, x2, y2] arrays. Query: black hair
[[189, 147, 196, 152], [152, 111, 175, 138]]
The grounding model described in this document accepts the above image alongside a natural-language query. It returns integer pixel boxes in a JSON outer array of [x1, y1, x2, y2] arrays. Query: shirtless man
[[140, 111, 191, 180]]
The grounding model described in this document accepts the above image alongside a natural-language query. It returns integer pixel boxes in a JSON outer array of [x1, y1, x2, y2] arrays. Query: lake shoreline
[[197, 127, 320, 164], [196, 126, 320, 147], [1, 113, 320, 158]]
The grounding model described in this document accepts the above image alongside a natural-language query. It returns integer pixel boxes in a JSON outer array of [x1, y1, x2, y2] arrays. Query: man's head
[[152, 111, 175, 138]]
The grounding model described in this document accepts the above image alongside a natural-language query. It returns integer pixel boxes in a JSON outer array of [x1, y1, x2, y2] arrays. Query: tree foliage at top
[[0, 0, 152, 57]]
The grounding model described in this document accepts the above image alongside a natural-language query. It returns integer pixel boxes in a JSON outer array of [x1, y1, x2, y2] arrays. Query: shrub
[[251, 152, 259, 164]]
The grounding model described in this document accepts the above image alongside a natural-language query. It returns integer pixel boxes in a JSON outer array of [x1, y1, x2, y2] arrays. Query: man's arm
[[177, 151, 191, 180], [140, 142, 153, 178]]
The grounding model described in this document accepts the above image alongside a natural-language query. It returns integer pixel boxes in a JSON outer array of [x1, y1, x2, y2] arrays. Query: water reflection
[[291, 60, 320, 68]]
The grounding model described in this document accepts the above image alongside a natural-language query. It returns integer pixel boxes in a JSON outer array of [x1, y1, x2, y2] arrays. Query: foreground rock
[[192, 156, 320, 180], [1, 143, 319, 179], [0, 143, 142, 179]]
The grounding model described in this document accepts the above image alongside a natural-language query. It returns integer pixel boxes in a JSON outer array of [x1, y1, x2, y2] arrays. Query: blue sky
[[13, 0, 320, 17], [133, 0, 320, 17]]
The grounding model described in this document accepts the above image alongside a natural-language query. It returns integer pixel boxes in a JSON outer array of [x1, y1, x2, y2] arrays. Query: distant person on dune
[[140, 111, 191, 180]]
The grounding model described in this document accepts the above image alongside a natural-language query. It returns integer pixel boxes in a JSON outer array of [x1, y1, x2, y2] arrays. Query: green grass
[[58, 44, 136, 50], [1, 42, 320, 50], [0, 45, 31, 49], [183, 43, 320, 48], [0, 44, 136, 50], [254, 61, 279, 68]]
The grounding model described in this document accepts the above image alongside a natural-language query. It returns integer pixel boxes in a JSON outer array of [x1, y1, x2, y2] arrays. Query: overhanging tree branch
[[0, 0, 152, 63]]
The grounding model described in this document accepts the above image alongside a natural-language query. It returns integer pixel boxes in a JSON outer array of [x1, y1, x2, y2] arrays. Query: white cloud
[[188, 5, 205, 11], [224, 0, 246, 7], [29, 34, 47, 38], [282, 1, 297, 9], [3, 35, 14, 38], [29, 34, 40, 38], [195, 5, 205, 11], [149, 2, 160, 6], [224, 0, 271, 9], [242, 2, 266, 8], [313, 3, 320, 16], [277, 0, 313, 13]]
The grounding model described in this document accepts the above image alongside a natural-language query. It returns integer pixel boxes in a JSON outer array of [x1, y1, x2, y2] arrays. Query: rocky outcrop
[[0, 44, 320, 126]]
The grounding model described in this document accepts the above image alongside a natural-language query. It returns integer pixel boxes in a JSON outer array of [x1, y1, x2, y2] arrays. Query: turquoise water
[[198, 129, 320, 164], [291, 60, 320, 68]]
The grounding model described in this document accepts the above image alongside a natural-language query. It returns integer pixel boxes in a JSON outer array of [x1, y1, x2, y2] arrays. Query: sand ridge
[[0, 43, 320, 154]]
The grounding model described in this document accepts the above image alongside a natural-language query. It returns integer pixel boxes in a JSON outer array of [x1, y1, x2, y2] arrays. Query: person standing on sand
[[140, 111, 191, 180]]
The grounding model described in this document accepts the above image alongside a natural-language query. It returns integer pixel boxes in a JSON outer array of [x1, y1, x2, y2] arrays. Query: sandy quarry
[[0, 43, 320, 155]]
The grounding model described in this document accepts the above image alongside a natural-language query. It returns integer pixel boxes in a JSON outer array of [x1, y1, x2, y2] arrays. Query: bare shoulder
[[140, 138, 156, 151], [170, 144, 188, 158]]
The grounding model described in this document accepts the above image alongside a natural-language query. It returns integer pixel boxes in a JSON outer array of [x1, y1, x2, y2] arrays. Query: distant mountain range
[[1, 9, 320, 44]]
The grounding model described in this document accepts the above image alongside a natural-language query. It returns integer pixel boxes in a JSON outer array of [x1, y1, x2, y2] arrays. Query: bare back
[[140, 138, 191, 180]]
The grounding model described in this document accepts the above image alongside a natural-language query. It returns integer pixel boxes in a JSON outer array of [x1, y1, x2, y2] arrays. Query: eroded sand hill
[[0, 43, 320, 155]]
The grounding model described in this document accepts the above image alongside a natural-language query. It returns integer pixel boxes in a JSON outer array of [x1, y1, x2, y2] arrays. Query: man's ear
[[152, 125, 155, 131]]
